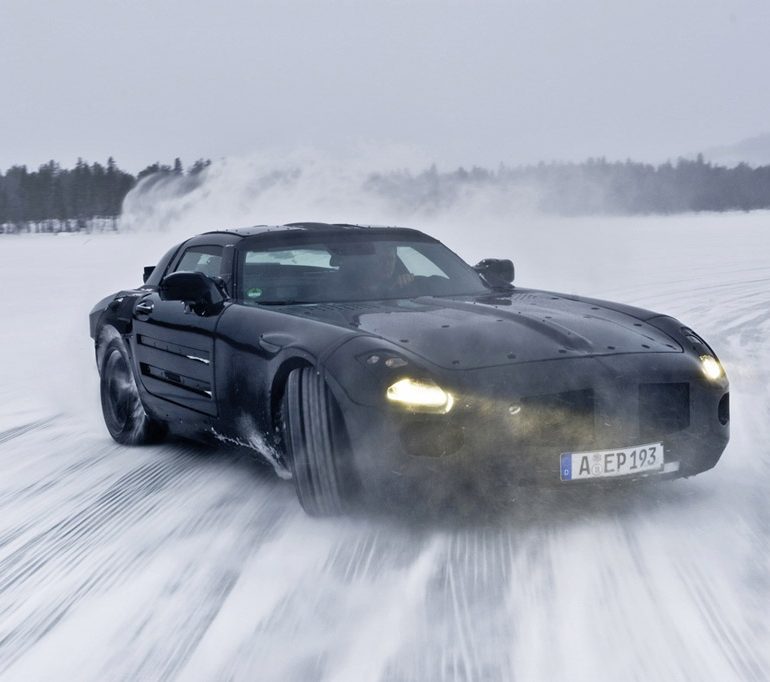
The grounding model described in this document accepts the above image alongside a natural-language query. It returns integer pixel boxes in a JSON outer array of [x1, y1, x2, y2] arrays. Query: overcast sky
[[1, 0, 768, 172]]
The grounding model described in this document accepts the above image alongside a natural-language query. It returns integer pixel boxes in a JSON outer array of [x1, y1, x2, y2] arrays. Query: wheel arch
[[269, 355, 316, 439], [95, 323, 124, 376], [91, 293, 145, 369]]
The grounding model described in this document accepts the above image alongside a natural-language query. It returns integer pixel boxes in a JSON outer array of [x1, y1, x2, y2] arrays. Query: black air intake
[[639, 383, 690, 439], [517, 389, 595, 447], [718, 393, 730, 425]]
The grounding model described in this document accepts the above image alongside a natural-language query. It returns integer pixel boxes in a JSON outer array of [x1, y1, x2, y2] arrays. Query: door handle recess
[[135, 301, 154, 315]]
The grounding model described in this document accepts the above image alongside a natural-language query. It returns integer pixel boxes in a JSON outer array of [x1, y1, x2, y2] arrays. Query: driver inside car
[[337, 244, 414, 295]]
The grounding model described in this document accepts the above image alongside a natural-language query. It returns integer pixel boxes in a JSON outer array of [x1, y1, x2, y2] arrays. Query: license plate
[[560, 442, 664, 481]]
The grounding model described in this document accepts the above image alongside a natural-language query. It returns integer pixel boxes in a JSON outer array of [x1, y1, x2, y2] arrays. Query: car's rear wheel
[[281, 367, 355, 516], [100, 336, 166, 445]]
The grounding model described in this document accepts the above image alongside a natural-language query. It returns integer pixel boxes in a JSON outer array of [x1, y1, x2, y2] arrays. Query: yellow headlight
[[699, 355, 723, 381], [386, 378, 454, 413]]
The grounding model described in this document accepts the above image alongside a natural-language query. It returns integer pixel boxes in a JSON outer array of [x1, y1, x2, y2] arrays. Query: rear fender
[[91, 292, 146, 374], [90, 291, 145, 339]]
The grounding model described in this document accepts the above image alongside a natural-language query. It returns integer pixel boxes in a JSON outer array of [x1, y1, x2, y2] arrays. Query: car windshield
[[238, 235, 490, 304]]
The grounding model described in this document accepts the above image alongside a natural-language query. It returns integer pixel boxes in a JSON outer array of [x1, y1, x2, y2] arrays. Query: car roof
[[197, 222, 428, 239]]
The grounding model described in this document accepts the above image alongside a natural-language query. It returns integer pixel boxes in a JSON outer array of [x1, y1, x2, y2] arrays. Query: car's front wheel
[[281, 367, 355, 516], [99, 336, 166, 445]]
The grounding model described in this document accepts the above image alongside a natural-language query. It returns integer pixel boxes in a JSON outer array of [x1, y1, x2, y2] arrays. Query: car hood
[[286, 290, 682, 370]]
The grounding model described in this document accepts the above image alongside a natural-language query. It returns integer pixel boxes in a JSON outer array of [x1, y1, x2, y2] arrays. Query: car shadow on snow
[[349, 474, 716, 533], [146, 436, 716, 533]]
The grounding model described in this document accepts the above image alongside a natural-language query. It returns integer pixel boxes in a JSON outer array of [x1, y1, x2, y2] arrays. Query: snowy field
[[0, 211, 769, 681]]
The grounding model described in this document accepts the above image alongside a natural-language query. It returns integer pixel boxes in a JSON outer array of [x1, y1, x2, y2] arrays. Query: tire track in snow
[[0, 416, 58, 446], [0, 427, 296, 675], [675, 559, 767, 681]]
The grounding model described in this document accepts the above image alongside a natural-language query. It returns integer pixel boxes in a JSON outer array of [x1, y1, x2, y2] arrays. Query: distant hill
[[700, 133, 770, 167]]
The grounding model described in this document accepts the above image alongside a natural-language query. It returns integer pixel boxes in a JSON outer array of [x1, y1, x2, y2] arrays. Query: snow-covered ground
[[0, 212, 768, 681]]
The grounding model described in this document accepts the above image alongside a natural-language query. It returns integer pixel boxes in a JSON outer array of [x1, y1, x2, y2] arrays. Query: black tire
[[99, 336, 167, 445], [281, 367, 354, 516]]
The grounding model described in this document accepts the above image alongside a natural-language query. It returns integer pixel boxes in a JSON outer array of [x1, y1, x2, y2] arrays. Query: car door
[[132, 244, 226, 416]]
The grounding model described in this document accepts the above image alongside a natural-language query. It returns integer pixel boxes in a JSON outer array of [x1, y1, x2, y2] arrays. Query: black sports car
[[89, 223, 729, 515]]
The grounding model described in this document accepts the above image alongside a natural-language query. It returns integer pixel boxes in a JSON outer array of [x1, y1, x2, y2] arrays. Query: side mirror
[[474, 258, 514, 288], [143, 265, 155, 283], [160, 271, 225, 314]]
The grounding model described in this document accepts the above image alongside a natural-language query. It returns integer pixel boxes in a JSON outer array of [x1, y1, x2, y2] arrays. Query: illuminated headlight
[[386, 378, 454, 413], [700, 355, 723, 381]]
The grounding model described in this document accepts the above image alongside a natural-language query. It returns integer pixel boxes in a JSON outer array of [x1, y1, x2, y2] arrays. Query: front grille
[[515, 389, 595, 446], [639, 382, 690, 438]]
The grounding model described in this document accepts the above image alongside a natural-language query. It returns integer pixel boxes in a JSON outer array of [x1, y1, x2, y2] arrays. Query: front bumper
[[330, 353, 729, 501]]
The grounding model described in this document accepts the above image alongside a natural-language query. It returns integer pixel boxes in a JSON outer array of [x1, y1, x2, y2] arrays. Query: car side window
[[173, 245, 223, 278]]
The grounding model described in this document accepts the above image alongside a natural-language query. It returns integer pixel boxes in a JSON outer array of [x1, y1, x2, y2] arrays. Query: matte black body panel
[[131, 293, 223, 416], [272, 290, 682, 371]]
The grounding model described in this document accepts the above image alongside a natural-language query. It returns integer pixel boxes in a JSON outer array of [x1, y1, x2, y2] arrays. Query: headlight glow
[[386, 378, 454, 413], [700, 355, 723, 381]]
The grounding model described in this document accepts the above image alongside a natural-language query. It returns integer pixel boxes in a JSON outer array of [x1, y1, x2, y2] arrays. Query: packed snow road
[[0, 214, 768, 681]]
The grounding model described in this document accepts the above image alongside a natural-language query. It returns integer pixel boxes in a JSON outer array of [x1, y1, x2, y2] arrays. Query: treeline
[[2, 154, 770, 233], [365, 155, 770, 215], [0, 158, 210, 234], [514, 155, 770, 213]]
